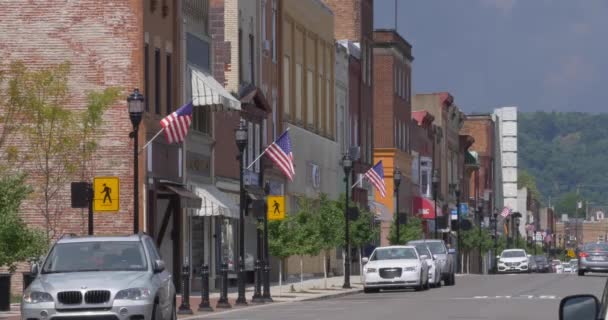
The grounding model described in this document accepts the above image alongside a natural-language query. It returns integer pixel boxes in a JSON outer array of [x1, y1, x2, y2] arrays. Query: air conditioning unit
[[263, 40, 271, 52]]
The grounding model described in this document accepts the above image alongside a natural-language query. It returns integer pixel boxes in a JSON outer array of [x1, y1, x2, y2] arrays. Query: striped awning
[[190, 66, 241, 111], [193, 184, 239, 219]]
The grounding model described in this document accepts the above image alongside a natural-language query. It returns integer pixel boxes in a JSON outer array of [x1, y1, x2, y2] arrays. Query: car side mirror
[[362, 257, 369, 264], [527, 254, 532, 258], [31, 263, 39, 275], [559, 294, 599, 320], [420, 255, 429, 260], [448, 248, 456, 254], [153, 260, 166, 273], [496, 255, 500, 259], [433, 255, 438, 260]]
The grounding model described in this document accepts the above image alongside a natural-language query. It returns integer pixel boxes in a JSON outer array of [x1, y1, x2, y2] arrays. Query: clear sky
[[374, 0, 608, 113]]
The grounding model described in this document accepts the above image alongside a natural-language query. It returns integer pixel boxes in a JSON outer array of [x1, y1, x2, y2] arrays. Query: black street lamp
[[454, 184, 461, 272], [491, 212, 498, 273], [235, 121, 248, 305], [432, 169, 440, 239], [342, 154, 353, 289], [262, 182, 273, 302], [127, 88, 144, 234], [394, 168, 402, 243]]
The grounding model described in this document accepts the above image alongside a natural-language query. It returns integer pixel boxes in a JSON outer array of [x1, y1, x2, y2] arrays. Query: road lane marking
[[455, 295, 560, 300]]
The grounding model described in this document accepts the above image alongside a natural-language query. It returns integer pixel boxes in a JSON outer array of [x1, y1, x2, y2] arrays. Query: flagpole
[[246, 127, 290, 170], [351, 175, 363, 189], [140, 128, 165, 154]]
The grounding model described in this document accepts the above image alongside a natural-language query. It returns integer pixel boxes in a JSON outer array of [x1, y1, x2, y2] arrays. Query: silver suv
[[21, 234, 176, 320]]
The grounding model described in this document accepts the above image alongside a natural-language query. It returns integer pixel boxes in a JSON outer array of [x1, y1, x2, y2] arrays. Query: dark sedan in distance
[[533, 255, 551, 273]]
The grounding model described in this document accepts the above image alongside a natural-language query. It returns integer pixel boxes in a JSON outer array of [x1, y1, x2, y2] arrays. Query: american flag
[[365, 161, 387, 198], [500, 206, 512, 218], [160, 102, 193, 144], [266, 130, 295, 181]]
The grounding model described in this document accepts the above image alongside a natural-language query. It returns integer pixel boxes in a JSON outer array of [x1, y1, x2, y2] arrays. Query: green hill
[[518, 112, 608, 208]]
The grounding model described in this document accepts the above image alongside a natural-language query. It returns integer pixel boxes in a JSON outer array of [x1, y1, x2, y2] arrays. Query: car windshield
[[583, 242, 608, 251], [534, 256, 547, 262], [501, 251, 526, 258], [42, 241, 147, 273], [414, 245, 432, 257], [424, 242, 447, 254], [371, 248, 417, 261]]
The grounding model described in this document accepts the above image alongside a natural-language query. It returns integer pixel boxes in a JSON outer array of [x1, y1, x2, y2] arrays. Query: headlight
[[365, 268, 377, 273], [115, 288, 151, 300], [498, 260, 504, 264], [23, 290, 53, 304], [404, 266, 417, 272]]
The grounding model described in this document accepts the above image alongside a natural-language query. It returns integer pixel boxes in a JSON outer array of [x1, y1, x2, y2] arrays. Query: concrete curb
[[178, 288, 363, 319], [297, 289, 363, 302]]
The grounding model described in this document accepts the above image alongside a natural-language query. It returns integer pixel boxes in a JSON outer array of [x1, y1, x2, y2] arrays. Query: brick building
[[413, 93, 465, 239], [461, 114, 496, 225], [323, 0, 374, 207], [371, 29, 414, 245]]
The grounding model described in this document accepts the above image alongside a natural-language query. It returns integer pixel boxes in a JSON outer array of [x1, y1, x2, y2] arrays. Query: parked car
[[569, 259, 578, 273], [411, 243, 441, 288], [362, 245, 430, 293], [534, 255, 551, 273], [21, 234, 176, 320], [578, 242, 608, 276], [408, 239, 456, 286], [563, 263, 573, 273], [496, 249, 531, 273], [552, 259, 564, 273], [528, 256, 538, 272]]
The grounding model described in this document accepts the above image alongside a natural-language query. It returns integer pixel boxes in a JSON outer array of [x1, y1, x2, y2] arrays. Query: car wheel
[[448, 274, 455, 286], [578, 269, 585, 276]]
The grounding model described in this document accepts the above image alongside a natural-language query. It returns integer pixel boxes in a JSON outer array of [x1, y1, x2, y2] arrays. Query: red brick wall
[[0, 0, 144, 294], [210, 0, 240, 180], [322, 0, 359, 41], [373, 54, 395, 147]]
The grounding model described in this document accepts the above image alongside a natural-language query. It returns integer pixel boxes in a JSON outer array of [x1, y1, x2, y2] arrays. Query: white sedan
[[362, 245, 430, 293]]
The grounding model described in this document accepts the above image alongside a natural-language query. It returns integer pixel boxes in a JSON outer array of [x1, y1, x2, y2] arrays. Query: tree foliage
[[519, 111, 608, 207], [555, 192, 581, 218], [388, 216, 423, 245], [0, 61, 120, 241], [0, 174, 47, 272], [518, 170, 541, 201]]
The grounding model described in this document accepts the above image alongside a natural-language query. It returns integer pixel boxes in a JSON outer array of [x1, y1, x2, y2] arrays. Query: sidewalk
[[177, 275, 362, 319], [0, 276, 362, 320]]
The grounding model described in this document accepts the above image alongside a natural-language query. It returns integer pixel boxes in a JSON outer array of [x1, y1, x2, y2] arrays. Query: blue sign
[[451, 209, 458, 221], [459, 203, 469, 216]]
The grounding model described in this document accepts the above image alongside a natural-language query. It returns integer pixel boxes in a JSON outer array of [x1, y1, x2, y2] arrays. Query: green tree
[[388, 215, 423, 245], [290, 197, 322, 291], [314, 194, 343, 288], [555, 192, 581, 218], [349, 206, 378, 282], [268, 217, 294, 297], [518, 170, 542, 201], [0, 174, 47, 272], [5, 61, 120, 240]]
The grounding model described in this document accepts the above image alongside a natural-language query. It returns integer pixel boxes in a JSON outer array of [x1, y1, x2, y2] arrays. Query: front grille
[[379, 268, 402, 279], [505, 262, 517, 267], [52, 317, 118, 320], [85, 290, 110, 304], [57, 291, 82, 305]]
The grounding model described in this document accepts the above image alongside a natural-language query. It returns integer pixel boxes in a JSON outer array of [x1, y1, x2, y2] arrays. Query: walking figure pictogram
[[273, 200, 280, 215], [101, 183, 112, 204]]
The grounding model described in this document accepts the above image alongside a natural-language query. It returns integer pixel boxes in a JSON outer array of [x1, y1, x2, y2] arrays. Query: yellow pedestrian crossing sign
[[93, 177, 120, 212], [567, 249, 576, 258], [267, 196, 285, 220]]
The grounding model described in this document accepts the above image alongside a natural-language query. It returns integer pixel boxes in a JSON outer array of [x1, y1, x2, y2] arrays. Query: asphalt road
[[197, 273, 608, 320]]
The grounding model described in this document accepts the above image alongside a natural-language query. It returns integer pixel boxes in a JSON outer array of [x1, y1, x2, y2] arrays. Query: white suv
[[497, 249, 531, 273]]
